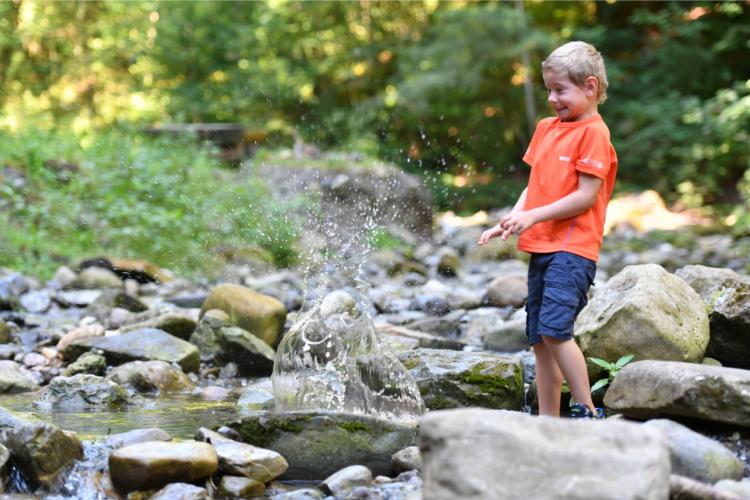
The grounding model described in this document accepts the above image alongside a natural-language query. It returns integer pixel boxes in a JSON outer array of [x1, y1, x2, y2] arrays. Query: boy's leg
[[541, 335, 595, 413], [533, 341, 564, 416]]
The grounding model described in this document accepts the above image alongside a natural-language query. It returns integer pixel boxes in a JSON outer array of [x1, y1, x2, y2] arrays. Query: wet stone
[[321, 465, 372, 498], [218, 476, 265, 498], [107, 360, 195, 394], [105, 428, 172, 449], [63, 351, 106, 377], [149, 482, 209, 500], [35, 374, 132, 408], [0, 360, 38, 394]]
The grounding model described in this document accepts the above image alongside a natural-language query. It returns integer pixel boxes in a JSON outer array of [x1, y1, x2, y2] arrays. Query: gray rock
[[319, 290, 357, 318], [576, 265, 709, 377], [399, 349, 524, 410], [108, 441, 218, 494], [435, 247, 460, 277], [35, 374, 131, 408], [675, 265, 749, 303], [189, 309, 230, 361], [706, 282, 750, 369], [85, 289, 147, 324], [714, 478, 750, 499], [0, 406, 83, 487], [118, 313, 197, 340], [150, 482, 209, 500], [321, 465, 372, 497], [56, 289, 102, 307], [218, 476, 265, 497], [105, 428, 172, 449], [0, 443, 9, 492], [196, 427, 288, 483], [107, 360, 195, 394], [486, 274, 528, 308], [669, 474, 742, 500], [64, 328, 200, 373], [404, 310, 464, 339], [644, 419, 745, 483], [74, 267, 122, 289], [237, 387, 275, 412], [604, 360, 750, 427], [0, 361, 38, 393], [63, 352, 106, 376], [228, 410, 417, 480], [392, 446, 422, 473], [483, 318, 529, 352], [50, 266, 77, 290], [215, 326, 276, 376], [19, 291, 51, 313], [420, 408, 670, 500]]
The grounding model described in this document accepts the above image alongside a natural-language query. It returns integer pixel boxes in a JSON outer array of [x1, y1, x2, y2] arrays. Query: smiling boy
[[478, 41, 617, 418]]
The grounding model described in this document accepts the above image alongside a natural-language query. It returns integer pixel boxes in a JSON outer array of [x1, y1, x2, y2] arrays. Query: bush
[[0, 128, 298, 279]]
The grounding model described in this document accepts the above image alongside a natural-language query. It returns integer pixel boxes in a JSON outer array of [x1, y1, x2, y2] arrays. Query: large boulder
[[0, 406, 83, 487], [195, 428, 287, 483], [108, 441, 218, 494], [419, 408, 670, 500], [0, 360, 38, 394], [107, 360, 195, 394], [575, 264, 709, 374], [227, 410, 417, 480], [604, 360, 750, 427], [63, 328, 200, 373], [643, 419, 745, 483], [200, 284, 286, 348], [398, 349, 524, 411]]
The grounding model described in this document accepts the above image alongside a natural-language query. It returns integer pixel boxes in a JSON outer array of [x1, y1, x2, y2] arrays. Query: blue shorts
[[526, 251, 596, 345]]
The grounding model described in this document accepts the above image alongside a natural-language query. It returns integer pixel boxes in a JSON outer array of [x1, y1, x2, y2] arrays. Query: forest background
[[1, 0, 749, 277]]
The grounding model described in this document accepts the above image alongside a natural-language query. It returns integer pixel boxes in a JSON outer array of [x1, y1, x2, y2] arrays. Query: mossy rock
[[227, 410, 417, 480]]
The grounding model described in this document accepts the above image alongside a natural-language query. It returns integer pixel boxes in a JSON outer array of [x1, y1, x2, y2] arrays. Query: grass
[[0, 127, 299, 280]]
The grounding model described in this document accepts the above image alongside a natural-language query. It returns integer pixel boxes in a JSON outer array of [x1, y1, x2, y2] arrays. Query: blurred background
[[1, 0, 748, 278]]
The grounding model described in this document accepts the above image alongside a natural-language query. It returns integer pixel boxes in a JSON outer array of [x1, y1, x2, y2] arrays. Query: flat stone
[[196, 427, 288, 482], [0, 361, 38, 394], [105, 428, 172, 449], [228, 410, 417, 480], [604, 360, 750, 428], [420, 408, 669, 500], [107, 360, 194, 394]]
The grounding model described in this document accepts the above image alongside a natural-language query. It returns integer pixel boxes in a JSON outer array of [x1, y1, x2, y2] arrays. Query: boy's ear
[[584, 76, 599, 98]]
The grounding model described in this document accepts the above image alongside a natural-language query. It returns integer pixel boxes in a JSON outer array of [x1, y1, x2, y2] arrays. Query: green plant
[[588, 354, 635, 393]]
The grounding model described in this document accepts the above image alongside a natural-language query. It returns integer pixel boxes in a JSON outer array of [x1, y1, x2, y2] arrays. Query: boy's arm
[[501, 173, 602, 238], [477, 188, 527, 245]]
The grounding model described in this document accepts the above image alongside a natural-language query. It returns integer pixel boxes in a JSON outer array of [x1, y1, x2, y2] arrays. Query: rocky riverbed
[[0, 163, 749, 499]]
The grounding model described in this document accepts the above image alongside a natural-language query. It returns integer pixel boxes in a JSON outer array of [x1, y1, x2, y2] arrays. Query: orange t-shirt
[[518, 114, 617, 262]]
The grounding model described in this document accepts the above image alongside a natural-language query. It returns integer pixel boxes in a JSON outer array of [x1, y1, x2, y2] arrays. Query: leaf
[[615, 354, 635, 369], [590, 378, 609, 393], [588, 357, 613, 370]]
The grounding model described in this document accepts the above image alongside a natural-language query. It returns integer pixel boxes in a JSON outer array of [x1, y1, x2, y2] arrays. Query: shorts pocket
[[539, 283, 580, 332]]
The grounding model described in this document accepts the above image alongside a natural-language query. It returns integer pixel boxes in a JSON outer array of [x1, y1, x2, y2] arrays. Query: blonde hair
[[542, 41, 608, 104]]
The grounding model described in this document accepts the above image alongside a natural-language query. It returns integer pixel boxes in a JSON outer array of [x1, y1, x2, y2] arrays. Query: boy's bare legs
[[533, 342, 564, 416], [541, 335, 596, 413]]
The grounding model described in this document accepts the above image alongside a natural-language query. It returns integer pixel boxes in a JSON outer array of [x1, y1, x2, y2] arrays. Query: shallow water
[[0, 391, 240, 440]]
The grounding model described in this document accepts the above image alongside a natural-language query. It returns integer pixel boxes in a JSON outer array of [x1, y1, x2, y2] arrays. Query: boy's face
[[543, 70, 598, 122]]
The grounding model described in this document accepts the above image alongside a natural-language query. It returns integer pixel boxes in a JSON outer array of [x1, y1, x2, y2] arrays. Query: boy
[[478, 41, 617, 418]]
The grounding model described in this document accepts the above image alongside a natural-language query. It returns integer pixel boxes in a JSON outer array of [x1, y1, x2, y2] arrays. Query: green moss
[[232, 416, 307, 448], [337, 421, 369, 433], [402, 357, 421, 370], [459, 362, 520, 395], [426, 394, 456, 410]]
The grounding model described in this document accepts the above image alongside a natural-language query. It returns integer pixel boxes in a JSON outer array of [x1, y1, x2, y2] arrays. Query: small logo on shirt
[[581, 158, 604, 169], [559, 156, 570, 162]]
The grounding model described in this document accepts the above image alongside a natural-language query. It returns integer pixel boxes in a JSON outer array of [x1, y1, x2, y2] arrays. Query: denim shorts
[[526, 251, 596, 345]]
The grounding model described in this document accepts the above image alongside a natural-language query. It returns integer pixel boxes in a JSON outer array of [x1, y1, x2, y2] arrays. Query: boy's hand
[[499, 210, 537, 239], [477, 224, 504, 246]]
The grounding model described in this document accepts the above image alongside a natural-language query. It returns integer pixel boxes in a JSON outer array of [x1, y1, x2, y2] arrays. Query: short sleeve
[[575, 127, 613, 179], [522, 118, 554, 168]]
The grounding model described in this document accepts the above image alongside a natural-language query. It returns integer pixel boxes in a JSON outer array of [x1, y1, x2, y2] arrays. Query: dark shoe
[[569, 403, 605, 419]]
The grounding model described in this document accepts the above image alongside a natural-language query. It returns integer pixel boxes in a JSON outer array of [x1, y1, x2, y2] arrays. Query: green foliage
[[588, 354, 634, 393], [365, 228, 409, 252], [0, 128, 298, 278]]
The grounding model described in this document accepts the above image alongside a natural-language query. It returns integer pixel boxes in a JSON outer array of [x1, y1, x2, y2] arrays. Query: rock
[[218, 475, 265, 497], [675, 265, 749, 303], [196, 427, 288, 482], [0, 320, 9, 344], [0, 443, 9, 491], [643, 419, 745, 483], [714, 478, 750, 499], [419, 408, 670, 500], [56, 289, 102, 307], [35, 374, 131, 408], [228, 410, 417, 480], [404, 310, 464, 339], [706, 283, 750, 369], [237, 386, 275, 412], [19, 290, 51, 313], [435, 247, 460, 277], [189, 309, 230, 361], [108, 441, 218, 494], [321, 465, 372, 497], [150, 482, 209, 500], [319, 290, 357, 318], [0, 361, 39, 393], [604, 360, 750, 427], [669, 474, 742, 500], [105, 428, 172, 449], [50, 266, 78, 289], [486, 274, 528, 308], [64, 328, 200, 373], [483, 318, 529, 352], [118, 313, 197, 340], [74, 267, 122, 289], [107, 360, 195, 394], [575, 265, 709, 375], [85, 290, 148, 324], [200, 284, 287, 348], [392, 446, 421, 473], [0, 406, 83, 487], [377, 323, 468, 351], [63, 352, 107, 376], [215, 326, 276, 376], [57, 324, 105, 351], [266, 487, 325, 499], [398, 349, 524, 410]]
